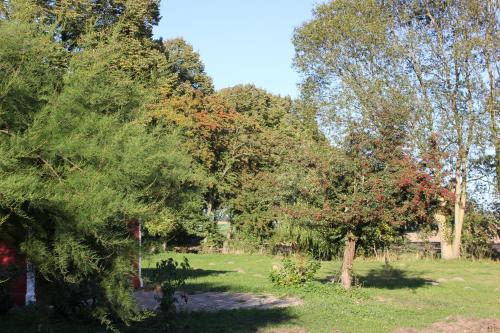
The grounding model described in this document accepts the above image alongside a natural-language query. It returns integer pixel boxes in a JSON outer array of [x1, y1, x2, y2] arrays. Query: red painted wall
[[0, 242, 26, 306]]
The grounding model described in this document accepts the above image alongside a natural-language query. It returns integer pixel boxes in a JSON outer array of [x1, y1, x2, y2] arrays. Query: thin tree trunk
[[495, 138, 500, 194], [206, 199, 213, 216], [487, 62, 499, 193], [383, 248, 390, 268], [340, 233, 357, 290], [203, 192, 215, 247], [452, 170, 466, 258]]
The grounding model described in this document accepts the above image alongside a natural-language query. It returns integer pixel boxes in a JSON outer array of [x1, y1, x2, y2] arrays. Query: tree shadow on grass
[[142, 267, 254, 294], [4, 302, 298, 333], [358, 266, 436, 290], [128, 307, 298, 333], [142, 267, 230, 281], [181, 281, 237, 293]]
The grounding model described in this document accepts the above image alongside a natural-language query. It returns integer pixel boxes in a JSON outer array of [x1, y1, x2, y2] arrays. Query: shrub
[[462, 207, 499, 259], [269, 255, 320, 287], [151, 257, 191, 312], [201, 222, 225, 252]]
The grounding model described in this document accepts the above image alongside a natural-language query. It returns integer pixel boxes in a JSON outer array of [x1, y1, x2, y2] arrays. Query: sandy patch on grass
[[437, 276, 465, 283], [393, 316, 500, 333], [257, 329, 309, 333], [134, 290, 303, 312], [375, 295, 426, 310]]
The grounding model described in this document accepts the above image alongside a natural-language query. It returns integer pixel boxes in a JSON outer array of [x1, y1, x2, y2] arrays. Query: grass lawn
[[3, 253, 499, 333]]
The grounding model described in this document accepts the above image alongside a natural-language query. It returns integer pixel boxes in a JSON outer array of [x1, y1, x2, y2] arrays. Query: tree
[[20, 0, 161, 49], [0, 7, 66, 134], [478, 0, 500, 194], [216, 84, 292, 129], [293, 0, 494, 260], [162, 38, 214, 96], [292, 0, 458, 287], [0, 3, 203, 328], [392, 0, 496, 259], [213, 86, 336, 255]]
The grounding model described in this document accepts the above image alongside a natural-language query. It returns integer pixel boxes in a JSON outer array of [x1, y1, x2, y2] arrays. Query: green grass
[[3, 253, 499, 333], [142, 253, 500, 333]]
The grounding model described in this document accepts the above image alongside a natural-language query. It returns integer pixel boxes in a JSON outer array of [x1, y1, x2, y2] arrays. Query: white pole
[[25, 259, 36, 305]]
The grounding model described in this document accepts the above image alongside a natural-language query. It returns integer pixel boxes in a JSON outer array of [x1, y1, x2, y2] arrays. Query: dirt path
[[133, 290, 303, 312]]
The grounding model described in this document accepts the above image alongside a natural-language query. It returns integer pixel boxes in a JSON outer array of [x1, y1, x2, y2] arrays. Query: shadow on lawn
[[130, 307, 297, 333], [358, 266, 435, 289], [142, 268, 246, 293], [137, 267, 298, 332], [142, 267, 230, 280], [4, 305, 297, 333]]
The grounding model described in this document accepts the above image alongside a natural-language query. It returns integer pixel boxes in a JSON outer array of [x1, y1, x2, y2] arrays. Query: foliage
[[162, 38, 214, 96], [150, 257, 191, 312], [462, 205, 499, 259], [225, 86, 327, 250], [200, 221, 225, 252], [291, 0, 483, 286], [269, 255, 320, 287], [0, 1, 205, 328], [28, 0, 161, 50], [293, 0, 498, 261]]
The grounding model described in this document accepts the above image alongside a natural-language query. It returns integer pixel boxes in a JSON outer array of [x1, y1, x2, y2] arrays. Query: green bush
[[269, 255, 320, 287], [201, 221, 225, 252], [462, 207, 499, 259], [151, 257, 191, 312]]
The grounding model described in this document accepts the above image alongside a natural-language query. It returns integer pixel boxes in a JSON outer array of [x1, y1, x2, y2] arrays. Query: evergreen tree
[[0, 2, 203, 327]]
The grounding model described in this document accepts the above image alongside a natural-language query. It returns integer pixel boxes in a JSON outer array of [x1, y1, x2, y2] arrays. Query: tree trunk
[[495, 138, 500, 194], [436, 210, 454, 259], [437, 168, 467, 260], [340, 234, 356, 290], [451, 171, 466, 258]]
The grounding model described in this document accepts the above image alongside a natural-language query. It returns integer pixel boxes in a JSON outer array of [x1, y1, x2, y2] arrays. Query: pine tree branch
[[38, 155, 63, 183], [59, 154, 83, 171]]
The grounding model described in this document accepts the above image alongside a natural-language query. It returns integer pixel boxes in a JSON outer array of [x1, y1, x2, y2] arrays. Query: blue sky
[[154, 0, 319, 98]]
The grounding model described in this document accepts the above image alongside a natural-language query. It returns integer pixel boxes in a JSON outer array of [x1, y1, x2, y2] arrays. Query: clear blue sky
[[154, 0, 319, 98]]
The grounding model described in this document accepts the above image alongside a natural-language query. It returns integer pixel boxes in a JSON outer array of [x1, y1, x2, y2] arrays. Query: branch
[[59, 154, 83, 171], [0, 129, 11, 136], [468, 176, 496, 187], [38, 155, 63, 183]]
